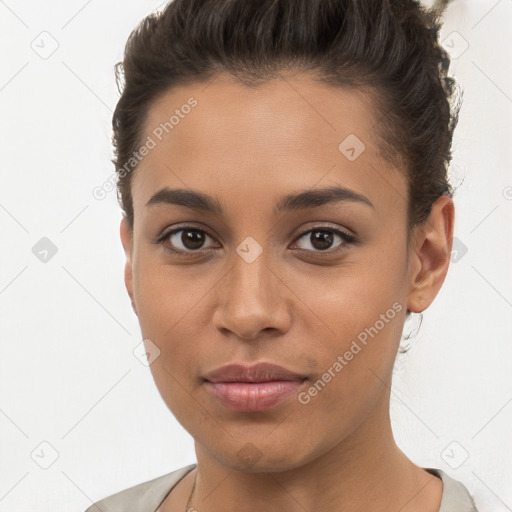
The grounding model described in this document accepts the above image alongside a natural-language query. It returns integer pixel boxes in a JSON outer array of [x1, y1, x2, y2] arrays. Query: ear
[[407, 195, 455, 313], [120, 215, 137, 316]]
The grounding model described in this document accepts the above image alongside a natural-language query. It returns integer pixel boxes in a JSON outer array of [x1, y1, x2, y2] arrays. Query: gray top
[[84, 465, 478, 512]]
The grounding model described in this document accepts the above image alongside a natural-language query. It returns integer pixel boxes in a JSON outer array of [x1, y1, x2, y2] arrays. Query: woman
[[86, 0, 478, 510]]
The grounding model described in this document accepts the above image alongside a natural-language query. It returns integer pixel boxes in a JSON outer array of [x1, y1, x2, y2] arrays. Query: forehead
[[132, 73, 406, 217]]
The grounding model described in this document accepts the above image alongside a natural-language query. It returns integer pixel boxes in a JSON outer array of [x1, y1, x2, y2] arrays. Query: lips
[[203, 362, 306, 383], [203, 362, 307, 412]]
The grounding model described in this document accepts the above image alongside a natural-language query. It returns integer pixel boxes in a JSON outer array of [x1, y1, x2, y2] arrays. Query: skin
[[120, 72, 454, 512]]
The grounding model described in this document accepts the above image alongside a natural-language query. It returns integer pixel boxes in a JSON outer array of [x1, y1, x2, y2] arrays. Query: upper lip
[[203, 362, 306, 383]]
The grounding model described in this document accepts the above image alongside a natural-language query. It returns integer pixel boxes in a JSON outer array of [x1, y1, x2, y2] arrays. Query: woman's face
[[120, 73, 437, 471]]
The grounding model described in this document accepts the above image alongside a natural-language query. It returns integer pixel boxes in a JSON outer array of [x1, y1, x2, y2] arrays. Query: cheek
[[132, 251, 216, 341], [131, 255, 219, 411], [285, 248, 407, 403], [132, 260, 209, 422], [296, 281, 405, 391]]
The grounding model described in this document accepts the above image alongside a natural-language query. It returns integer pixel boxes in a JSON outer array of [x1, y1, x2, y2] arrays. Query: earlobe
[[120, 216, 137, 316], [407, 195, 455, 313]]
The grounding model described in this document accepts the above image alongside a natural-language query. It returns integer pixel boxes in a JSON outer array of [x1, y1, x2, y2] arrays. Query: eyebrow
[[145, 185, 375, 214]]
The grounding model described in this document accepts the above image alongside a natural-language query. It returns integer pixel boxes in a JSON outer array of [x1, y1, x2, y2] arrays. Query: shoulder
[[83, 463, 197, 512], [424, 467, 479, 512]]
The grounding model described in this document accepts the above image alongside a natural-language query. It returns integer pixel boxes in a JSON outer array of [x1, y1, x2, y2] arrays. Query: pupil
[[311, 230, 333, 250], [183, 230, 204, 249]]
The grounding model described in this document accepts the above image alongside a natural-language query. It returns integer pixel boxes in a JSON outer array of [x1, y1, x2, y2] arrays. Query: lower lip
[[204, 380, 306, 411]]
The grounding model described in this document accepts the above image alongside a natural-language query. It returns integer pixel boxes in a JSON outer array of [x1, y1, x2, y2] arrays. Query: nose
[[211, 247, 292, 341]]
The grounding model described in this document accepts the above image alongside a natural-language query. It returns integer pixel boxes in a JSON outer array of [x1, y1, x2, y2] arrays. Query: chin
[[197, 433, 320, 474]]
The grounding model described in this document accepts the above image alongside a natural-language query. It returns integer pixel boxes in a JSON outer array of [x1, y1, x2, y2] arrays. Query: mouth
[[202, 362, 308, 412]]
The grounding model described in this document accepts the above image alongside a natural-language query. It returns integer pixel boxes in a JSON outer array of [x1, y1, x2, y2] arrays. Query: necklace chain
[[185, 470, 198, 512]]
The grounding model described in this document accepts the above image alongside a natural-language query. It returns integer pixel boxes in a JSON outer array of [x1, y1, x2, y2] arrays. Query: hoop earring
[[399, 310, 423, 354]]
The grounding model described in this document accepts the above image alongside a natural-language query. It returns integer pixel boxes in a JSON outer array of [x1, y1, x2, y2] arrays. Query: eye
[[291, 226, 356, 254], [156, 225, 219, 255], [155, 224, 357, 257]]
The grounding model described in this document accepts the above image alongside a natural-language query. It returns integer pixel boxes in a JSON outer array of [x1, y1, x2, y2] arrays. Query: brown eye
[[160, 227, 218, 253], [292, 227, 355, 254]]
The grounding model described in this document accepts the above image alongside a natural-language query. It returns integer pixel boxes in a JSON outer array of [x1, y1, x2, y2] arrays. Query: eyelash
[[155, 224, 357, 258]]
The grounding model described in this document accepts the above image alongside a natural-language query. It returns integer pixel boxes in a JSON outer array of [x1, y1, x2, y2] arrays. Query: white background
[[1, 0, 511, 510]]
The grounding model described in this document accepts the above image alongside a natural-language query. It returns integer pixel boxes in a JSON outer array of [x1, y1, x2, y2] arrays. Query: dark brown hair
[[112, 0, 461, 231]]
